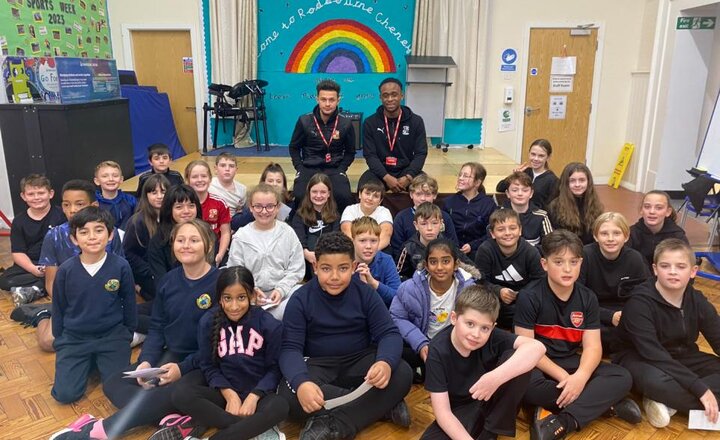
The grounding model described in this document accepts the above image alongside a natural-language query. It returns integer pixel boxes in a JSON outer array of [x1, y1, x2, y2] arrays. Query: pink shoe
[[49, 414, 98, 440], [148, 414, 205, 440]]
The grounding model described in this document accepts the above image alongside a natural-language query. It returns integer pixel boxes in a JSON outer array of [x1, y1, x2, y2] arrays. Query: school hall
[[1, 0, 720, 440]]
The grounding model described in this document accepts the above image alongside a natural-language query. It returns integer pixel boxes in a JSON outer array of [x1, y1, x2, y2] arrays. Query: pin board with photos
[[1, 0, 112, 59]]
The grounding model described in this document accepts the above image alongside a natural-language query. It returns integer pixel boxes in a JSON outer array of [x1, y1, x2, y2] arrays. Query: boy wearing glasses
[[422, 284, 545, 440], [228, 183, 304, 320], [513, 230, 641, 440]]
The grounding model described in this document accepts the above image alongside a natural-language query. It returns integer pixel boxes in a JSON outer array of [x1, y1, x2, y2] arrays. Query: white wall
[[483, 0, 647, 183]]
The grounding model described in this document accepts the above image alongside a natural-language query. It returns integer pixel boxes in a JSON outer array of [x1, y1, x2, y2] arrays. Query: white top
[[340, 203, 393, 225], [426, 279, 458, 339], [82, 254, 107, 277], [209, 177, 247, 216]]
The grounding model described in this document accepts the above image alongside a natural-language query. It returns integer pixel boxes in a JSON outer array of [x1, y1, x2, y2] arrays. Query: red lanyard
[[313, 115, 339, 149], [384, 108, 402, 152]]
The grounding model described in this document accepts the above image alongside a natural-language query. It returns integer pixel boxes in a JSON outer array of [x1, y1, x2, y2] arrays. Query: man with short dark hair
[[359, 78, 428, 193], [289, 79, 356, 212]]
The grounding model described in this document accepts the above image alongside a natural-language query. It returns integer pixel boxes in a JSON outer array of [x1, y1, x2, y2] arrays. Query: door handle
[[525, 106, 539, 116], [185, 106, 196, 110]]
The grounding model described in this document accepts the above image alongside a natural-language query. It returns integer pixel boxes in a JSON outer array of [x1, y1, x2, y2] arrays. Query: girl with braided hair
[[171, 266, 289, 440]]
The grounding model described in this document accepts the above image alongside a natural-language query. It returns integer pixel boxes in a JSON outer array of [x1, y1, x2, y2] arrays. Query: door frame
[[121, 23, 208, 152], [515, 21, 605, 171]]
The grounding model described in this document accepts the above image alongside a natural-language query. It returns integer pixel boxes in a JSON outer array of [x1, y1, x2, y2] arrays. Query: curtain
[[412, 0, 488, 119], [209, 0, 258, 146]]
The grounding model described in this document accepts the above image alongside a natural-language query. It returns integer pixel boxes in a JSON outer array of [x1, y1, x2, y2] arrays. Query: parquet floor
[[1, 147, 718, 439]]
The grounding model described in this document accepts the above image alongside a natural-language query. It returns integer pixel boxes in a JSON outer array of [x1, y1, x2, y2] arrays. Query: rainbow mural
[[285, 19, 396, 74]]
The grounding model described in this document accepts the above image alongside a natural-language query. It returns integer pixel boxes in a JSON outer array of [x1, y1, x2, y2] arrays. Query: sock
[[477, 430, 498, 440], [557, 413, 578, 433], [89, 419, 108, 440]]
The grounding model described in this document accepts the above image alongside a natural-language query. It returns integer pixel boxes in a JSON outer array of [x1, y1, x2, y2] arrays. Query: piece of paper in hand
[[122, 368, 168, 380], [689, 410, 720, 430], [324, 381, 373, 410]]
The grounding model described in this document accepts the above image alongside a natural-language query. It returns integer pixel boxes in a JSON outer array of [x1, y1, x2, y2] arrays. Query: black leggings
[[172, 384, 288, 440], [101, 359, 205, 437], [0, 264, 43, 291]]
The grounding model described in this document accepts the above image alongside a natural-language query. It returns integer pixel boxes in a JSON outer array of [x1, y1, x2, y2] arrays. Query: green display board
[[1, 0, 111, 59]]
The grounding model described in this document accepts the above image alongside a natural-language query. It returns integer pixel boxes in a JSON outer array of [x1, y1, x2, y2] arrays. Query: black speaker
[[340, 110, 363, 150]]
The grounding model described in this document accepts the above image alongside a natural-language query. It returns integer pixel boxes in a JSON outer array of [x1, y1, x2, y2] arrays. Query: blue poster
[[257, 0, 415, 145], [56, 57, 119, 103]]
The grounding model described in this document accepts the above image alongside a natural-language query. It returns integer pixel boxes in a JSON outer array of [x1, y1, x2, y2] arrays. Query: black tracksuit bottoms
[[172, 384, 288, 440], [101, 355, 205, 437], [522, 355, 632, 428], [278, 347, 413, 437], [616, 350, 720, 412], [421, 350, 531, 439]]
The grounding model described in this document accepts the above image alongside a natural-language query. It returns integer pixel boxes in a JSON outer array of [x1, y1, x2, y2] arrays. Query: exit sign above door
[[677, 16, 716, 30]]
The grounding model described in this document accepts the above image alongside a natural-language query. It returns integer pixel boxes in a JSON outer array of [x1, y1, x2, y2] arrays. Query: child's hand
[[239, 393, 259, 416], [34, 266, 46, 277], [514, 161, 530, 173], [158, 362, 181, 386], [221, 388, 243, 416], [304, 249, 317, 265], [470, 371, 502, 401], [365, 360, 391, 389], [255, 288, 267, 305], [268, 289, 282, 305], [556, 372, 589, 408], [460, 244, 471, 254], [612, 311, 622, 327], [499, 288, 517, 304], [419, 345, 429, 362], [135, 361, 154, 388], [356, 263, 379, 289], [700, 389, 719, 424], [297, 381, 325, 414], [215, 252, 225, 266]]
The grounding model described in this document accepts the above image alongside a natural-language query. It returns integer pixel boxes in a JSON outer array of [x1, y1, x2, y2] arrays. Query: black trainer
[[530, 407, 567, 440], [10, 303, 51, 327], [609, 398, 642, 424], [299, 414, 346, 440], [385, 399, 411, 428]]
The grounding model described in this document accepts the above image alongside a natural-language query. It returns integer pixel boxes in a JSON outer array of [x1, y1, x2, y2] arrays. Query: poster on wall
[[56, 57, 119, 103], [1, 56, 60, 103], [0, 0, 111, 59], [257, 0, 415, 145]]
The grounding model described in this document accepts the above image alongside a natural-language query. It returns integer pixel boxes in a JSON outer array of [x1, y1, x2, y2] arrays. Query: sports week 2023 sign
[[1, 0, 112, 59]]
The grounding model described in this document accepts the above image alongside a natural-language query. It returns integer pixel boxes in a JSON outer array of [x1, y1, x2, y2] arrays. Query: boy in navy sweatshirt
[[475, 209, 544, 329], [51, 207, 136, 403], [94, 160, 136, 230], [615, 238, 720, 428], [352, 216, 401, 307], [279, 232, 413, 439]]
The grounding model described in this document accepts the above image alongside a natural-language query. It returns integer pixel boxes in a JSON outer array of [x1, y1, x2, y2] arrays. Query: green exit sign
[[677, 16, 716, 30]]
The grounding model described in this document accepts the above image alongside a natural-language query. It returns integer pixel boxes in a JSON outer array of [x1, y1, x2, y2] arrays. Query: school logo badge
[[197, 293, 212, 309], [332, 129, 340, 140], [570, 311, 584, 328], [208, 209, 218, 221], [104, 279, 120, 292], [402, 125, 410, 135]]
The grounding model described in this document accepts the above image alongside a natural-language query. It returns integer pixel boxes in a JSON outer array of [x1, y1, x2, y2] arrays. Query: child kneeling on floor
[[51, 206, 136, 404], [421, 284, 545, 440], [279, 232, 413, 439], [614, 238, 720, 428]]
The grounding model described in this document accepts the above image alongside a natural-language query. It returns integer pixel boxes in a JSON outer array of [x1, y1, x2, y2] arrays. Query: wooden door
[[522, 28, 598, 171], [131, 30, 198, 153]]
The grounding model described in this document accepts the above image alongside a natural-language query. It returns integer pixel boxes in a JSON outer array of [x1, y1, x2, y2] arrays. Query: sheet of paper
[[122, 368, 167, 380], [324, 381, 373, 410], [551, 56, 576, 75], [689, 410, 720, 430], [550, 75, 573, 92]]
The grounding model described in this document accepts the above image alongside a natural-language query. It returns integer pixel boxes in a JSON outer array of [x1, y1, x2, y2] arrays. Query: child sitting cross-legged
[[474, 208, 544, 330], [50, 206, 136, 404], [514, 230, 641, 440], [351, 216, 401, 307], [421, 284, 546, 440], [614, 238, 720, 429], [391, 238, 480, 381], [279, 232, 413, 439]]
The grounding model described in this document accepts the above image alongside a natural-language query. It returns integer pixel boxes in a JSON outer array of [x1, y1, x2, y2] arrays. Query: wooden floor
[[1, 147, 718, 439]]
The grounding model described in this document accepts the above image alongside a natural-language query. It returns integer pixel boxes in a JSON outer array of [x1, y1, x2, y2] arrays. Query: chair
[[678, 174, 720, 247], [696, 251, 720, 282]]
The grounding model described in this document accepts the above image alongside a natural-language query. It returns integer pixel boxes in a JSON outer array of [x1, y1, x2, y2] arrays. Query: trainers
[[610, 398, 642, 424], [299, 415, 345, 440], [530, 407, 567, 440], [148, 414, 205, 440], [251, 425, 286, 440], [49, 414, 97, 440], [385, 399, 411, 428], [11, 285, 44, 306], [130, 332, 147, 348], [643, 397, 674, 428], [10, 303, 51, 327]]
